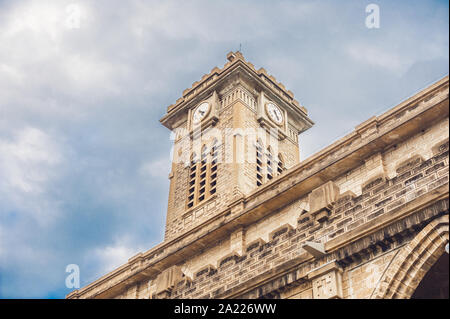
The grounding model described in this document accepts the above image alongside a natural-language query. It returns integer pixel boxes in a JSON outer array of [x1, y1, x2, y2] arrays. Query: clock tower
[[160, 52, 314, 240]]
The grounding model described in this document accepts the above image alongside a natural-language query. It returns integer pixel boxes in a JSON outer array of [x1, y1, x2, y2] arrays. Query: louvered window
[[186, 140, 220, 208]]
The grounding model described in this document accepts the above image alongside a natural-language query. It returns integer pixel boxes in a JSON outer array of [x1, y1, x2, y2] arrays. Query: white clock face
[[266, 102, 283, 125], [192, 102, 210, 124]]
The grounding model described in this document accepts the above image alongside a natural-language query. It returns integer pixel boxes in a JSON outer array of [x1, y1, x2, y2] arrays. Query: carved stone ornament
[[309, 181, 340, 223]]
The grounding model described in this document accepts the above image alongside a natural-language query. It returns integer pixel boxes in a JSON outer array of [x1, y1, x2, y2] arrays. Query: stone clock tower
[[67, 55, 448, 300], [160, 52, 314, 240]]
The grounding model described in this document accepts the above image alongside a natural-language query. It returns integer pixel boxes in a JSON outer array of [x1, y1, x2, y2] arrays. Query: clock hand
[[274, 112, 280, 121]]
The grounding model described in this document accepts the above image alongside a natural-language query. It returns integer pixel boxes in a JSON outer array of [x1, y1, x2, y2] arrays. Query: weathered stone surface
[[150, 265, 183, 298], [309, 262, 343, 299], [309, 182, 340, 214]]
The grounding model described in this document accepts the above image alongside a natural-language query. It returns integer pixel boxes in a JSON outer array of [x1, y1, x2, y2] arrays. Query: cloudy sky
[[0, 0, 448, 298]]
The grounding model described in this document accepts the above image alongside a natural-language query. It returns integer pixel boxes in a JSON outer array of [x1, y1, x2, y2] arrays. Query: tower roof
[[160, 51, 308, 129]]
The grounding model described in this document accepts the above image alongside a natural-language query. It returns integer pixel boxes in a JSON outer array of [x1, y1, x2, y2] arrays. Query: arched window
[[255, 141, 285, 187], [186, 140, 219, 209]]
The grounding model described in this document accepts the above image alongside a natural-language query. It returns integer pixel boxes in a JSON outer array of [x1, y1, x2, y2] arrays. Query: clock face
[[266, 102, 284, 125], [192, 102, 210, 124]]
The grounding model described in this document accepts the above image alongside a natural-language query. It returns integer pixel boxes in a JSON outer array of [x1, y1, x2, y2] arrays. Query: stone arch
[[372, 214, 449, 299]]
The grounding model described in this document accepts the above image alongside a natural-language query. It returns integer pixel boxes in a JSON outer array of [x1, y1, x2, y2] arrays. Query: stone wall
[[109, 115, 448, 299], [167, 117, 448, 286], [163, 134, 448, 299]]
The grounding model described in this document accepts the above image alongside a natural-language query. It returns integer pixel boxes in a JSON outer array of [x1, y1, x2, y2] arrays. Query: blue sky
[[0, 0, 448, 298]]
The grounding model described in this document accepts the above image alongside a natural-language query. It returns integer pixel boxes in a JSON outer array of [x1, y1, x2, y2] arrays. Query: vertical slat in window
[[266, 147, 273, 181], [210, 139, 218, 195], [198, 145, 208, 202], [256, 139, 264, 187], [277, 153, 285, 175], [187, 153, 197, 208]]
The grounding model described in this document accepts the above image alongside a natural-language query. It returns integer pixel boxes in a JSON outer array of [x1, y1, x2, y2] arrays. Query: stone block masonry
[[66, 55, 448, 300]]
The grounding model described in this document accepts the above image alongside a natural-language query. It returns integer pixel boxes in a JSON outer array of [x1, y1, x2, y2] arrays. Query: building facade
[[67, 52, 449, 299]]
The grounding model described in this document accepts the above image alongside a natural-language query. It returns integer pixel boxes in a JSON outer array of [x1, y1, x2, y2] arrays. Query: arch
[[255, 138, 264, 149], [371, 214, 449, 299], [411, 253, 448, 298], [210, 138, 219, 160]]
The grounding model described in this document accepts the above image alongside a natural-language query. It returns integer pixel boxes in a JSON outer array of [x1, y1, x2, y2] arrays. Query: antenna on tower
[[239, 43, 242, 52]]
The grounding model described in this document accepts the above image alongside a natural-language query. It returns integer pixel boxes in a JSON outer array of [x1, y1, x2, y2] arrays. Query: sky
[[0, 0, 448, 299]]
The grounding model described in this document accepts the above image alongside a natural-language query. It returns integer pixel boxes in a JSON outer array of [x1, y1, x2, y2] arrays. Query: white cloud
[[139, 158, 171, 179], [0, 0, 123, 104], [0, 127, 64, 225], [0, 0, 92, 38], [90, 238, 145, 278], [346, 44, 413, 75], [61, 54, 123, 94], [0, 127, 61, 193], [130, 0, 317, 43]]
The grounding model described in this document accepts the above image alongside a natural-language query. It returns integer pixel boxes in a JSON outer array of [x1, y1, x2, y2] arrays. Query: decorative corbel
[[308, 181, 340, 223]]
